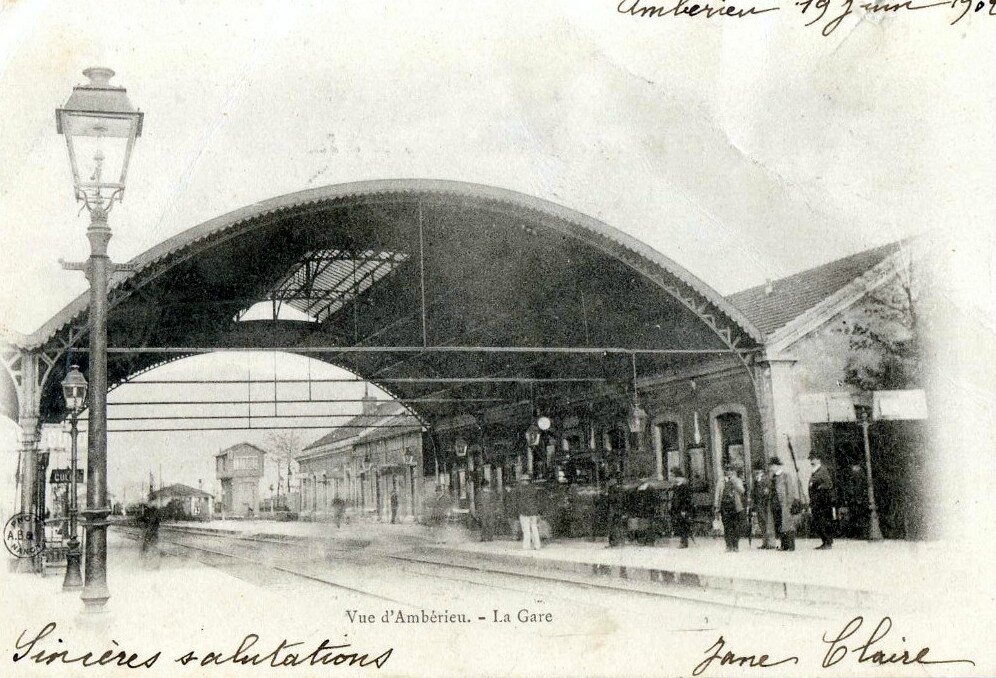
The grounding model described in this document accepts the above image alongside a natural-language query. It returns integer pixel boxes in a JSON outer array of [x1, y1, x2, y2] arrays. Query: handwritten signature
[[617, 0, 996, 34], [692, 616, 975, 676]]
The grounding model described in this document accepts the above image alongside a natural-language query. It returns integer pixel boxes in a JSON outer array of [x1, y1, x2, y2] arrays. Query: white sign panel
[[798, 392, 858, 423], [873, 389, 929, 421]]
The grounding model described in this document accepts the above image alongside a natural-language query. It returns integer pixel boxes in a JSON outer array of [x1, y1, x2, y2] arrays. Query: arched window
[[652, 414, 684, 481], [708, 404, 752, 488]]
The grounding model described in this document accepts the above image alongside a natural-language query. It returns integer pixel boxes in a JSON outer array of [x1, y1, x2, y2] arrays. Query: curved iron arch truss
[[12, 180, 762, 428]]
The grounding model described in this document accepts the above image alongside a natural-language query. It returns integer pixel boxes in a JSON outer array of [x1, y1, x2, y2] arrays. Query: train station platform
[[146, 518, 979, 611]]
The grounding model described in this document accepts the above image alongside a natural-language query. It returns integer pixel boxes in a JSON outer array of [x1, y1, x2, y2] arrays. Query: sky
[[36, 353, 396, 507], [0, 1, 993, 496]]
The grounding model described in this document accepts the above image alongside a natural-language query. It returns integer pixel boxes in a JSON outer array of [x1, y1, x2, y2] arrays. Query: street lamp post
[[57, 67, 143, 611], [405, 450, 417, 521], [61, 366, 87, 590], [859, 409, 885, 541]]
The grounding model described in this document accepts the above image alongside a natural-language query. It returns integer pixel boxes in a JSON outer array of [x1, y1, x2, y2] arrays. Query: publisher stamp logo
[[4, 512, 44, 558]]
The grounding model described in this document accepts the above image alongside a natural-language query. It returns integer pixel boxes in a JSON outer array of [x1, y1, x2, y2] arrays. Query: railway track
[[117, 524, 408, 605], [114, 523, 824, 620]]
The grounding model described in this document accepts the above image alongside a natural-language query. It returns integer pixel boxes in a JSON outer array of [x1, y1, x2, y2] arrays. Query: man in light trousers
[[517, 475, 541, 550]]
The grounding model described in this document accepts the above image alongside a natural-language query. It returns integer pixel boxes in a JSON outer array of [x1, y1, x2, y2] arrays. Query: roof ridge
[[725, 239, 907, 338], [729, 240, 903, 299]]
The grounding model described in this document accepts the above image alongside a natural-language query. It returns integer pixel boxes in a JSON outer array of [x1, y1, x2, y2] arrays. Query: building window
[[653, 416, 683, 481], [234, 455, 259, 471], [709, 404, 751, 487]]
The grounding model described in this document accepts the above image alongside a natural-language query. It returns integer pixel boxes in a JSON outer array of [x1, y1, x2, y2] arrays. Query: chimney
[[361, 383, 378, 415]]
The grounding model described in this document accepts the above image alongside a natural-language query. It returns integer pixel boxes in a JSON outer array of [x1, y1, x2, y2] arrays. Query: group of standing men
[[471, 453, 846, 552], [712, 452, 838, 552]]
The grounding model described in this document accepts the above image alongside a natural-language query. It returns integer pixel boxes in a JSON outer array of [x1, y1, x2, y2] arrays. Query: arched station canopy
[[19, 179, 763, 426]]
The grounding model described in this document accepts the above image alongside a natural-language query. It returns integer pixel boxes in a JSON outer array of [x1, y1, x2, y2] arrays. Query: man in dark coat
[[713, 464, 746, 552], [750, 467, 775, 549], [670, 468, 693, 548], [332, 495, 346, 528], [808, 453, 836, 549], [606, 476, 627, 548], [390, 488, 399, 524], [841, 463, 869, 539], [476, 480, 500, 542], [769, 456, 800, 551]]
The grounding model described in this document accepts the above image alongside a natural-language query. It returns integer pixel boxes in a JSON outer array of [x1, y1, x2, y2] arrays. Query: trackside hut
[[150, 483, 213, 519]]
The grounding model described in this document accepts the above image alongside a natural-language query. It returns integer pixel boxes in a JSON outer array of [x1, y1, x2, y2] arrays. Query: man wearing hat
[[808, 453, 836, 550], [768, 456, 799, 551], [670, 467, 693, 548], [750, 467, 775, 549], [713, 463, 746, 552]]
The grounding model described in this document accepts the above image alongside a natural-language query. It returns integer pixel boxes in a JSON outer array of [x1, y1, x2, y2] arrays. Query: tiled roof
[[302, 400, 416, 451], [726, 241, 901, 338], [151, 483, 212, 499], [214, 442, 268, 457]]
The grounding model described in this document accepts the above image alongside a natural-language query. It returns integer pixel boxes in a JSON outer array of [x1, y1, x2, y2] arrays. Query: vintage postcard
[[1, 1, 993, 676]]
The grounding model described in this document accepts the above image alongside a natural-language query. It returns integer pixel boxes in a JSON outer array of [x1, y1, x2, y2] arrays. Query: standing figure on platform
[[390, 487, 400, 524], [332, 495, 346, 528], [139, 503, 161, 555], [606, 476, 626, 548], [769, 456, 799, 551], [427, 485, 450, 543], [670, 468, 693, 548], [517, 475, 541, 550], [713, 464, 746, 552], [808, 453, 836, 550], [477, 480, 500, 542], [841, 463, 869, 539], [751, 467, 775, 549]]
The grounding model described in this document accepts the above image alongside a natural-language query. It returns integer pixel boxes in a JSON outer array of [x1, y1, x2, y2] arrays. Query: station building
[[295, 394, 424, 521]]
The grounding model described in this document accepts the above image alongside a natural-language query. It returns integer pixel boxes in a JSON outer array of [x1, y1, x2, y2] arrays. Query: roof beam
[[85, 345, 758, 355]]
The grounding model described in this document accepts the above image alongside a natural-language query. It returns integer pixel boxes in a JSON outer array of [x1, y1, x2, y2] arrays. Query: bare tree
[[838, 243, 925, 392], [268, 431, 302, 495]]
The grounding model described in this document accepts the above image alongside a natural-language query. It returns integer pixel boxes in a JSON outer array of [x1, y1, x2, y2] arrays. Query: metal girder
[[104, 397, 506, 405], [111, 376, 606, 384], [80, 345, 756, 355], [76, 425, 423, 433], [85, 413, 423, 421]]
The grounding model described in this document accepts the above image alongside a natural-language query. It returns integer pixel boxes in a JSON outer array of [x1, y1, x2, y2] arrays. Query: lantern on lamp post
[[57, 67, 143, 611], [60, 365, 87, 591]]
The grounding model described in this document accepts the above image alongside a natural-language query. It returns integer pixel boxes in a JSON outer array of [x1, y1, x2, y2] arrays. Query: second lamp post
[[61, 366, 87, 590]]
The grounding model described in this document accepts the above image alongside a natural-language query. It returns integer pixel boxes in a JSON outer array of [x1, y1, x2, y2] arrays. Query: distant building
[[215, 442, 267, 516], [296, 395, 425, 522], [150, 483, 213, 519]]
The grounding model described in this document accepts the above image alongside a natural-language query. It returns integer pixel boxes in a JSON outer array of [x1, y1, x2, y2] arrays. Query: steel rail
[[116, 527, 414, 607]]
